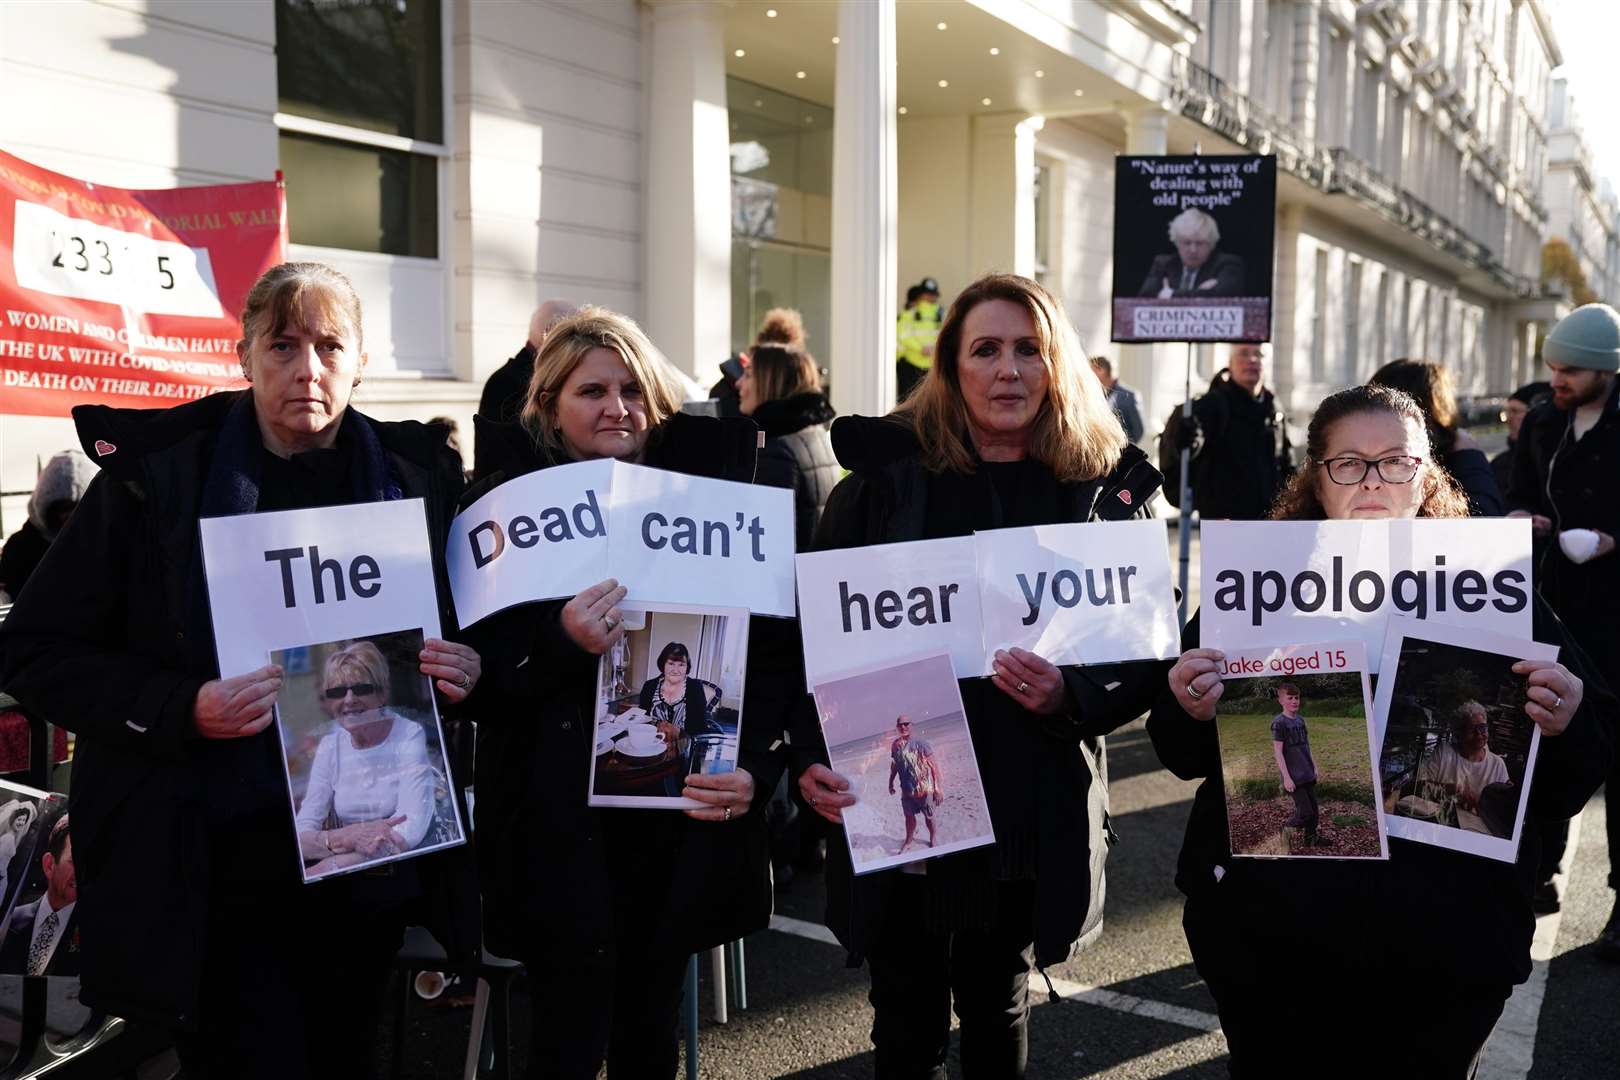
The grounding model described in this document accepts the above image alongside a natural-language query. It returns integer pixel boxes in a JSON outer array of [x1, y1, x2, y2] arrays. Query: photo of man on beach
[[888, 715, 944, 854]]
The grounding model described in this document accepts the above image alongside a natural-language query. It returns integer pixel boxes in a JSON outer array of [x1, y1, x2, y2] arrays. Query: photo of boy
[[1271, 683, 1320, 845]]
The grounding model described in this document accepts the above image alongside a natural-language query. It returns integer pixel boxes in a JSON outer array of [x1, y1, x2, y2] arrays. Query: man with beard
[[1507, 303, 1619, 940]]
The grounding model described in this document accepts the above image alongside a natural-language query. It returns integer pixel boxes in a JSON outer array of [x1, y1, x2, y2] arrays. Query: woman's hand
[[421, 639, 481, 702], [989, 647, 1069, 715], [561, 579, 628, 655], [799, 764, 856, 824], [193, 664, 283, 739], [683, 768, 754, 823], [328, 816, 409, 857], [1169, 648, 1226, 721], [1514, 659, 1582, 736]]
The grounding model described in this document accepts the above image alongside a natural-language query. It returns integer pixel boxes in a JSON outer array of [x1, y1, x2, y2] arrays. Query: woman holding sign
[[1150, 383, 1615, 1076], [796, 273, 1167, 1075], [467, 307, 793, 1077], [0, 262, 482, 1079]]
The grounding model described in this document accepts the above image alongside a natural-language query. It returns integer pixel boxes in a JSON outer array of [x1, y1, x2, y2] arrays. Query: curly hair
[[1269, 384, 1469, 520], [754, 308, 806, 347]]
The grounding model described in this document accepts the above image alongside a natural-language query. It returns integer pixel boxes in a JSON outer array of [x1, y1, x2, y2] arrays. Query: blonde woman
[[467, 307, 792, 1077], [796, 273, 1168, 1075]]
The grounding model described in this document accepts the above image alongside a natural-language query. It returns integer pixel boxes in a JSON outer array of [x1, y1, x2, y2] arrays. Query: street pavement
[[391, 511, 1620, 1078]]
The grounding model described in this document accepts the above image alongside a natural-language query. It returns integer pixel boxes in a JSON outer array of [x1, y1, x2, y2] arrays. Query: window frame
[[272, 0, 453, 376]]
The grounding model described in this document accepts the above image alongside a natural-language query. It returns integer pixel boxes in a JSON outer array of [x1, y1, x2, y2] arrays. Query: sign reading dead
[[0, 148, 285, 416]]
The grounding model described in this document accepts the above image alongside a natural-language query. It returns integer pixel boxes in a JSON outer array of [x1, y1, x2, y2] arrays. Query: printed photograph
[[0, 797, 74, 976], [1376, 629, 1548, 860], [812, 651, 994, 875], [272, 628, 466, 883], [590, 604, 748, 809], [1216, 654, 1385, 859]]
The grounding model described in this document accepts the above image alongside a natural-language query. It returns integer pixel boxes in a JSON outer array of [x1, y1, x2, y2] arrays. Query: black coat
[[1182, 370, 1293, 521], [1444, 445, 1505, 517], [474, 343, 537, 477], [1149, 605, 1614, 992], [751, 392, 839, 551], [0, 391, 478, 1030], [1136, 252, 1247, 297], [466, 413, 794, 961], [798, 416, 1168, 970], [1506, 381, 1620, 640]]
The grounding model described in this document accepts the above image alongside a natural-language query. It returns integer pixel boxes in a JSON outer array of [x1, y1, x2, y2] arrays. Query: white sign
[[446, 459, 796, 625], [974, 520, 1180, 671], [605, 461, 795, 618], [795, 537, 983, 686], [1200, 519, 1533, 673], [12, 199, 225, 318], [200, 499, 441, 677], [446, 458, 613, 628]]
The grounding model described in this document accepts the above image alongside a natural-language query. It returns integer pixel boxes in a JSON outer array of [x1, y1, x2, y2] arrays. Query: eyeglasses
[[323, 682, 378, 700], [1317, 455, 1422, 485]]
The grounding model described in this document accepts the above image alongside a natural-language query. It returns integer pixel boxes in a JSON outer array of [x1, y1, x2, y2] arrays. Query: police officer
[[896, 277, 942, 402]]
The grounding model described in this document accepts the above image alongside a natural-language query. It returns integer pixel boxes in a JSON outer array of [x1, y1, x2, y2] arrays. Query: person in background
[[1160, 343, 1293, 520], [1504, 303, 1620, 938], [1152, 383, 1612, 1077], [713, 308, 807, 419], [428, 416, 466, 478], [1090, 356, 1144, 443], [0, 262, 481, 1079], [0, 449, 96, 605], [738, 341, 838, 550], [1491, 381, 1550, 496], [798, 273, 1167, 1076], [896, 277, 942, 402], [476, 299, 580, 476], [1370, 358, 1504, 515]]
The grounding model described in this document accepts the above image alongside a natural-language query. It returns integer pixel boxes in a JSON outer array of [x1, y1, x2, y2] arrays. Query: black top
[[0, 519, 50, 600]]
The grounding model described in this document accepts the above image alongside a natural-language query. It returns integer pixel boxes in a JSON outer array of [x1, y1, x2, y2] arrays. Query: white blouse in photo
[[294, 710, 437, 850]]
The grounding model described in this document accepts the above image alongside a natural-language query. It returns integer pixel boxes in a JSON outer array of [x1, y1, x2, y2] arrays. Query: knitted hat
[[1543, 303, 1620, 372]]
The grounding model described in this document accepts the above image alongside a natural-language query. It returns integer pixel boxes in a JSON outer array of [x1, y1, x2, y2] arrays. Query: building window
[[275, 0, 445, 258], [1310, 247, 1330, 382], [1344, 259, 1362, 381]]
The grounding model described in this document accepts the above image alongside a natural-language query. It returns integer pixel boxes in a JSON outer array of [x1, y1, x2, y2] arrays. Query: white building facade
[[0, 0, 1594, 521], [1544, 77, 1620, 304]]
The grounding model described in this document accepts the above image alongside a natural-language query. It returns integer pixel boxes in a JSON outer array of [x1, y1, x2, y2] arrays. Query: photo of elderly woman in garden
[[276, 631, 464, 881]]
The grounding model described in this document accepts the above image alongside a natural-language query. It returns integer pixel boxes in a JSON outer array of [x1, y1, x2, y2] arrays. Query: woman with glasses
[[1149, 384, 1614, 1077], [295, 641, 438, 877]]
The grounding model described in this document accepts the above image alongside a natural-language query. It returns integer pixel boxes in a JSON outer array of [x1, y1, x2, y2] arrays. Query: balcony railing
[[1171, 59, 1540, 297]]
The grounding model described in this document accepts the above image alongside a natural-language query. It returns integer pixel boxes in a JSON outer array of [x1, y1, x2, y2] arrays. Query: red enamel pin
[[1116, 489, 1133, 505], [93, 439, 116, 457]]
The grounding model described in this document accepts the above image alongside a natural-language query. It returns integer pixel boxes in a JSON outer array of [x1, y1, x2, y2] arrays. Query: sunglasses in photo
[[323, 683, 379, 701]]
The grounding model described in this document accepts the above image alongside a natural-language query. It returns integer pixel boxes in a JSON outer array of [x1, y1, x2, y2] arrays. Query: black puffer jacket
[[467, 414, 796, 960], [752, 391, 839, 550], [0, 391, 479, 1029], [796, 416, 1168, 970]]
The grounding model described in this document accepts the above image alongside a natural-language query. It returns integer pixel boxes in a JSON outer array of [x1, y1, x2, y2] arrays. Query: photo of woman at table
[[640, 642, 721, 742]]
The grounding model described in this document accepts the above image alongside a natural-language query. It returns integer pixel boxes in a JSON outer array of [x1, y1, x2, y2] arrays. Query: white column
[[830, 0, 898, 418], [1118, 107, 1181, 432], [643, 0, 732, 388], [969, 114, 1045, 278]]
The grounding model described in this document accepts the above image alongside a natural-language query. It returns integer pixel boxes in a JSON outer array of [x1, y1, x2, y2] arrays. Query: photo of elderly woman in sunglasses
[[283, 633, 461, 880]]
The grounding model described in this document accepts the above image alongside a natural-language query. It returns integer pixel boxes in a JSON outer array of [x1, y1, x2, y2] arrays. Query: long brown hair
[[893, 273, 1125, 482], [748, 343, 821, 405], [1369, 358, 1459, 455], [519, 307, 683, 452], [1269, 384, 1469, 520]]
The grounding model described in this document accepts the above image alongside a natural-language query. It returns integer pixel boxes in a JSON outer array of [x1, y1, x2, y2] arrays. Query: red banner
[[0, 148, 285, 417]]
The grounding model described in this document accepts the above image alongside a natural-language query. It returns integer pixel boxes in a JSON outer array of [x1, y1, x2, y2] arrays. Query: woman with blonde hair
[[796, 273, 1167, 1075], [468, 306, 793, 1077]]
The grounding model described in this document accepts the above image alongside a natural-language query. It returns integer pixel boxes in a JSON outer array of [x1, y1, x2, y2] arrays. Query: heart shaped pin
[[1116, 488, 1133, 505], [93, 439, 117, 457]]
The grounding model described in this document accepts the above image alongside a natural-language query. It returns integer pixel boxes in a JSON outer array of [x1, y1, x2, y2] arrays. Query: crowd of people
[[0, 258, 1614, 1080]]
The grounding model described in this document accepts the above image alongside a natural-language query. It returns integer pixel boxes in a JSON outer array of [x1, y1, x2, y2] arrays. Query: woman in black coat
[[796, 273, 1167, 1077], [1370, 358, 1505, 515], [0, 263, 481, 1079], [467, 307, 793, 1078], [1151, 384, 1614, 1077], [738, 341, 839, 550]]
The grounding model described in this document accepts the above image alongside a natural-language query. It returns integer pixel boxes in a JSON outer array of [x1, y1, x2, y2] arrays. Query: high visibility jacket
[[896, 303, 941, 371]]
